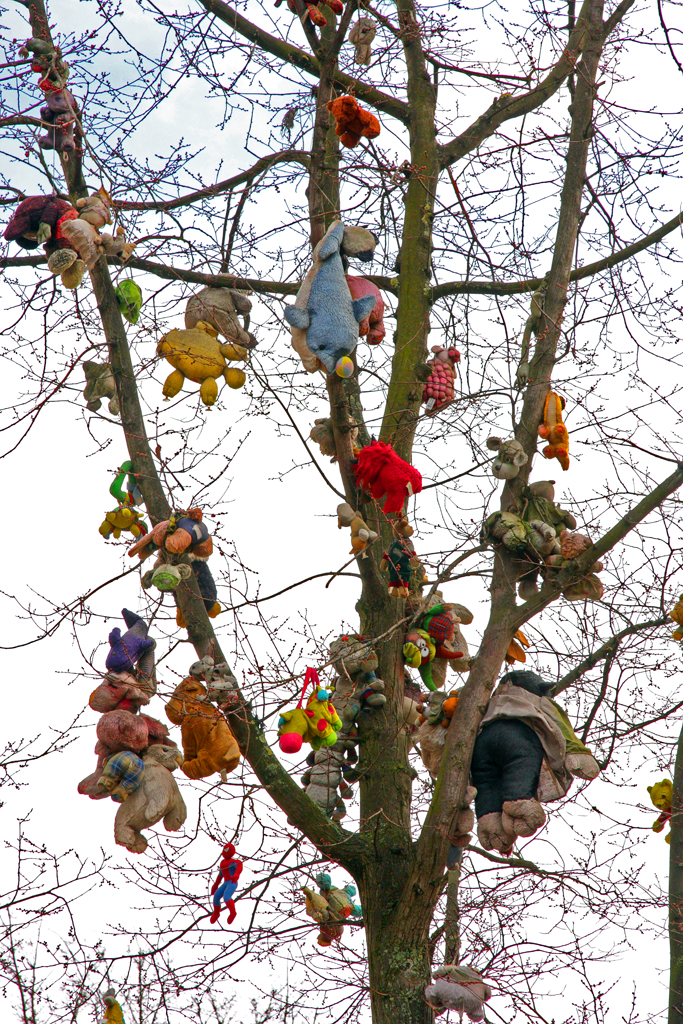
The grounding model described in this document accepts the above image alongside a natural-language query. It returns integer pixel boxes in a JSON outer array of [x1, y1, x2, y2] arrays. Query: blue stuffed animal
[[283, 221, 376, 376]]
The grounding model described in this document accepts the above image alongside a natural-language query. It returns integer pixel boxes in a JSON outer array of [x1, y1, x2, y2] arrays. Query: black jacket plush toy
[[471, 669, 600, 855]]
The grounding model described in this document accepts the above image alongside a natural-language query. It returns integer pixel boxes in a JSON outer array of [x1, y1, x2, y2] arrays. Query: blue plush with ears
[[284, 222, 376, 375]]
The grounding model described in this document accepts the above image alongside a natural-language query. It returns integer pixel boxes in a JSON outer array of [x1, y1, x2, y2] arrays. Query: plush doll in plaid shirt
[[97, 751, 145, 803]]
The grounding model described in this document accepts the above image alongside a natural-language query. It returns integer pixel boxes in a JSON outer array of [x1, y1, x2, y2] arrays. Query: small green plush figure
[[115, 280, 143, 324]]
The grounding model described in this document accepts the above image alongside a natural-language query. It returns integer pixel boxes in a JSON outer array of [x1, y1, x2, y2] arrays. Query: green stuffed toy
[[278, 669, 342, 754], [99, 461, 148, 540], [648, 779, 672, 843], [115, 280, 143, 324], [141, 561, 193, 592]]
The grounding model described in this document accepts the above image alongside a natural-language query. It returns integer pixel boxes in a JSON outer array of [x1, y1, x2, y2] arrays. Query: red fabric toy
[[422, 346, 460, 416], [346, 276, 385, 343], [210, 842, 243, 924], [4, 195, 77, 254], [275, 0, 342, 26], [327, 96, 380, 148], [353, 441, 422, 515]]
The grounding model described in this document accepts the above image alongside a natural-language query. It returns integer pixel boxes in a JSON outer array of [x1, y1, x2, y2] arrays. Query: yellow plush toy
[[648, 779, 672, 843], [157, 320, 247, 408], [278, 669, 342, 754], [670, 596, 683, 641]]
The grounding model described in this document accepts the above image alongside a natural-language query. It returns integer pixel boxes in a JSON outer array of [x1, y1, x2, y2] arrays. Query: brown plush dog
[[165, 677, 240, 780]]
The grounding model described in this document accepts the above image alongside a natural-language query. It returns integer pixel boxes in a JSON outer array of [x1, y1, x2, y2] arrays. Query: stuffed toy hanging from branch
[[165, 675, 240, 780], [101, 986, 126, 1024], [157, 320, 248, 408], [99, 460, 148, 540], [380, 520, 424, 598], [3, 195, 85, 288], [345, 275, 385, 344], [337, 502, 378, 556], [486, 435, 528, 480], [648, 779, 672, 843], [425, 965, 492, 1020], [301, 871, 362, 946], [353, 441, 422, 515], [278, 668, 342, 754], [421, 346, 461, 416], [326, 95, 380, 148], [538, 391, 570, 470], [274, 0, 343, 28], [348, 17, 376, 63], [83, 360, 119, 416], [210, 841, 243, 923]]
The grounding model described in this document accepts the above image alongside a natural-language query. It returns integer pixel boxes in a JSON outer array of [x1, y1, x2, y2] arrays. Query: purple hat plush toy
[[106, 609, 155, 674]]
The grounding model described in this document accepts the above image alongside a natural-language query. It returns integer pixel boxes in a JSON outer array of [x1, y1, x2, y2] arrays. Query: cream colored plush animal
[[114, 743, 187, 853]]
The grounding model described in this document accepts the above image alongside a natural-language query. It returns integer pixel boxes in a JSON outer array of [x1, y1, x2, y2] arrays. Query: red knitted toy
[[327, 96, 381, 148], [422, 346, 460, 416], [353, 442, 422, 515], [346, 276, 385, 344]]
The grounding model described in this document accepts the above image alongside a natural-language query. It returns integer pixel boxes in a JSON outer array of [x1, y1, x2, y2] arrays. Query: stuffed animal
[[3, 195, 85, 288], [288, 223, 377, 373], [326, 96, 380, 148], [210, 841, 243, 923], [100, 987, 125, 1024], [185, 287, 256, 349], [670, 595, 683, 641], [519, 480, 577, 533], [165, 676, 240, 780], [127, 508, 213, 562], [425, 965, 492, 1021], [278, 669, 343, 754], [337, 502, 378, 556], [486, 435, 528, 480], [113, 743, 186, 853], [545, 529, 604, 601], [404, 627, 463, 692], [174, 560, 222, 627], [416, 689, 468, 779], [100, 505, 148, 540], [471, 670, 600, 853], [83, 361, 119, 416], [354, 441, 422, 515], [648, 779, 672, 843], [39, 86, 79, 154], [283, 221, 376, 376], [274, 0, 342, 28], [481, 509, 561, 601], [189, 656, 241, 708], [78, 711, 174, 799], [302, 872, 361, 946], [538, 391, 570, 471], [421, 346, 460, 416], [413, 603, 468, 689], [115, 280, 143, 324], [106, 609, 155, 675], [142, 561, 192, 592], [89, 673, 151, 714], [157, 320, 247, 408], [348, 17, 376, 63], [505, 629, 530, 664], [59, 189, 115, 270], [381, 524, 423, 598], [309, 416, 358, 462], [345, 276, 385, 343], [96, 750, 145, 803]]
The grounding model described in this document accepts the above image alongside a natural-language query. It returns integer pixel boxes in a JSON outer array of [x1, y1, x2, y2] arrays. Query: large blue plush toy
[[283, 221, 377, 376]]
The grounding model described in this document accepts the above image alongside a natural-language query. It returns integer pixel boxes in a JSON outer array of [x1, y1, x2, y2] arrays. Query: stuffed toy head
[[329, 635, 379, 678], [115, 280, 143, 324], [89, 672, 151, 713], [486, 436, 528, 480], [353, 441, 422, 514], [648, 779, 673, 812], [499, 669, 554, 698], [340, 225, 377, 263], [142, 561, 192, 592]]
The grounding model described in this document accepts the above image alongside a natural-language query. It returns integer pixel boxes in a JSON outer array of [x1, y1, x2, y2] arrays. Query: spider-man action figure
[[210, 842, 243, 924]]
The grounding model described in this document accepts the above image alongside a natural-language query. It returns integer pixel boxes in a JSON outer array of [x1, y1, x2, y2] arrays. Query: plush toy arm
[[403, 642, 422, 668], [317, 221, 345, 261], [210, 872, 222, 895], [181, 748, 219, 780], [284, 306, 310, 330], [352, 294, 377, 324], [219, 342, 247, 361]]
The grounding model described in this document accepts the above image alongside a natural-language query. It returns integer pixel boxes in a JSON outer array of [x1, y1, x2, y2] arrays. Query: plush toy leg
[[501, 798, 545, 838], [114, 822, 148, 854], [207, 602, 222, 618], [61, 258, 86, 289], [163, 369, 185, 400], [225, 898, 237, 924], [476, 812, 515, 854], [307, 4, 327, 25], [224, 367, 246, 389], [176, 607, 186, 628], [199, 377, 218, 407]]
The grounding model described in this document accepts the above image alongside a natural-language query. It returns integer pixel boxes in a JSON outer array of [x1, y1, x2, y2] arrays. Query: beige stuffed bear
[[114, 743, 187, 853]]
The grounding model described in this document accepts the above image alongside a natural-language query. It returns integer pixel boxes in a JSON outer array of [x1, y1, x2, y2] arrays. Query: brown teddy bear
[[165, 676, 240, 780], [326, 96, 381, 148]]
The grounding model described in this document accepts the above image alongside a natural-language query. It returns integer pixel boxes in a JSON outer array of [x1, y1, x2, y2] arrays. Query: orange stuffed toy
[[538, 391, 570, 471], [327, 96, 380, 148], [165, 677, 240, 780]]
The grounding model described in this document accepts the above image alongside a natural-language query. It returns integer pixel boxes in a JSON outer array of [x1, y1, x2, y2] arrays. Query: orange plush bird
[[505, 629, 530, 665], [327, 96, 380, 148], [538, 391, 570, 471]]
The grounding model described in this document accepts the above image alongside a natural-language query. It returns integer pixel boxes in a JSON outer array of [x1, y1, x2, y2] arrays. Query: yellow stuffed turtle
[[157, 320, 247, 408]]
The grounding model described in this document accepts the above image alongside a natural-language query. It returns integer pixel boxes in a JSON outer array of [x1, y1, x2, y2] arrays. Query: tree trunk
[[670, 719, 683, 1024]]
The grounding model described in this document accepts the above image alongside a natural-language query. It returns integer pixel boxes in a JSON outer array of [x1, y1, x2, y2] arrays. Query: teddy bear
[[89, 672, 152, 714], [39, 85, 79, 154], [486, 435, 528, 480], [3, 195, 85, 288], [99, 504, 148, 541], [354, 441, 423, 515], [345, 276, 385, 343], [518, 480, 577, 533], [337, 502, 378, 556], [142, 560, 192, 593], [189, 656, 241, 709], [538, 391, 570, 471], [481, 509, 561, 600], [348, 17, 376, 63], [59, 189, 116, 270], [165, 676, 240, 780], [301, 872, 362, 946], [78, 711, 173, 798], [157, 320, 248, 408], [309, 417, 358, 463], [416, 689, 462, 775], [283, 221, 376, 377], [185, 286, 256, 349], [113, 743, 187, 853], [83, 361, 120, 416], [471, 670, 600, 854], [648, 779, 672, 842], [326, 95, 381, 148], [127, 508, 213, 562], [670, 595, 683, 641], [421, 346, 461, 416], [425, 965, 492, 1021]]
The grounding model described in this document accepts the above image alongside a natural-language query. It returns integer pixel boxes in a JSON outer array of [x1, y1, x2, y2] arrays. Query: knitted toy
[[486, 436, 528, 480], [127, 508, 213, 562], [670, 595, 683, 641], [106, 609, 155, 675], [326, 95, 380, 148], [302, 872, 362, 946], [404, 628, 458, 692], [538, 391, 570, 470], [274, 0, 342, 29], [381, 524, 423, 598], [210, 841, 243, 923], [348, 17, 376, 63], [113, 743, 186, 853], [157, 320, 247, 407], [545, 529, 604, 601], [83, 361, 120, 416], [165, 676, 240, 780], [425, 965, 492, 1021], [345, 275, 385, 343], [505, 629, 530, 664], [283, 221, 376, 376], [96, 750, 145, 803], [354, 441, 422, 514], [337, 502, 378, 556], [185, 286, 256, 349], [115, 280, 143, 324], [288, 222, 377, 373], [648, 779, 672, 843], [142, 561, 192, 592], [278, 669, 343, 754], [3, 195, 85, 288], [472, 670, 600, 854], [421, 346, 461, 416], [101, 987, 125, 1024]]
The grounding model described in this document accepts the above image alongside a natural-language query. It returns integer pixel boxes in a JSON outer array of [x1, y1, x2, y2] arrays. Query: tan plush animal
[[337, 502, 378, 555], [113, 743, 187, 853], [165, 677, 240, 780]]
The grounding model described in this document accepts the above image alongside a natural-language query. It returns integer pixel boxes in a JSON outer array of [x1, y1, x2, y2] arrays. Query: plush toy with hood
[[348, 17, 376, 63], [670, 595, 683, 641], [3, 195, 85, 288], [283, 221, 376, 376], [337, 502, 378, 556], [471, 670, 600, 854], [302, 872, 362, 946], [278, 669, 343, 754], [538, 391, 570, 470], [486, 436, 528, 480], [157, 320, 247, 407], [425, 965, 492, 1020], [165, 676, 240, 780], [106, 609, 155, 675], [327, 95, 380, 148], [648, 779, 672, 842], [128, 508, 213, 562], [83, 361, 119, 416], [113, 743, 186, 853], [345, 275, 385, 343], [354, 441, 422, 515], [421, 346, 460, 416], [185, 286, 256, 349], [210, 841, 243, 923]]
